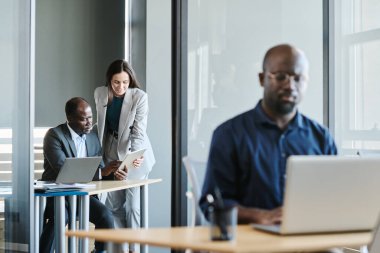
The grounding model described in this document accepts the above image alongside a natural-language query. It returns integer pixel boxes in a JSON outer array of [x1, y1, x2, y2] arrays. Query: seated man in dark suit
[[39, 97, 124, 253]]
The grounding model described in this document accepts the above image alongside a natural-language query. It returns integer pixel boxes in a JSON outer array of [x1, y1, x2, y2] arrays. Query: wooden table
[[66, 225, 372, 253]]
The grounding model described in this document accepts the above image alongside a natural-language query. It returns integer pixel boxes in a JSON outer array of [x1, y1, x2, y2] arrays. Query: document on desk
[[34, 182, 96, 193]]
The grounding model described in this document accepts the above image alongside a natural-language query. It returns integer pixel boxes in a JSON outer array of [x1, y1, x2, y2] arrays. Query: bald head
[[262, 44, 309, 73], [65, 97, 90, 118], [65, 97, 93, 135]]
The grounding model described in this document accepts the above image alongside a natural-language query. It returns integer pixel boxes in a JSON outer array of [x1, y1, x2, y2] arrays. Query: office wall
[[145, 0, 171, 252], [280, 0, 323, 120], [35, 0, 125, 126], [0, 1, 16, 127]]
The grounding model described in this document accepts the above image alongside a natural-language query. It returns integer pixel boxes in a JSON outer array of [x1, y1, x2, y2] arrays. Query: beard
[[274, 100, 296, 115], [265, 93, 297, 115]]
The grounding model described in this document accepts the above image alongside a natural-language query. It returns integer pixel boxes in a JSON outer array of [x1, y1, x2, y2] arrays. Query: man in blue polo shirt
[[199, 44, 337, 225]]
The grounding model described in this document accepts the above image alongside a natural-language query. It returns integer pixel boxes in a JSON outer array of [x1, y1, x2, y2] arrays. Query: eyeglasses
[[266, 72, 307, 83]]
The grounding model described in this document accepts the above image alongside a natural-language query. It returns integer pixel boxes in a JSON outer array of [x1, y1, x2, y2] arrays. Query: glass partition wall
[[0, 0, 34, 251], [187, 0, 325, 161], [185, 0, 325, 225]]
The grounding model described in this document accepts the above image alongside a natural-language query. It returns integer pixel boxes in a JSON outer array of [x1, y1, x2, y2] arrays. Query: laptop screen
[[280, 155, 380, 234], [55, 156, 102, 184]]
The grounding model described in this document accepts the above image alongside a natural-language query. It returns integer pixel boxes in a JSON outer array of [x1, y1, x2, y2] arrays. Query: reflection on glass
[[0, 0, 32, 251], [340, 41, 380, 151], [335, 0, 380, 153], [361, 0, 380, 32], [343, 0, 380, 34], [0, 1, 16, 250], [187, 0, 324, 161], [361, 41, 380, 130]]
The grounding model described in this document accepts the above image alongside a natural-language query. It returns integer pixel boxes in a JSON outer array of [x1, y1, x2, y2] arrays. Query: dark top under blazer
[[41, 123, 104, 181]]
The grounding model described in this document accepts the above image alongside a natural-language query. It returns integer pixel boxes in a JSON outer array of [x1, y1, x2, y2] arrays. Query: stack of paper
[[34, 182, 95, 193]]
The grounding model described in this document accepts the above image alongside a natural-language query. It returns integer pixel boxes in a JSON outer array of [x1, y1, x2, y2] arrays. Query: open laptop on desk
[[253, 155, 380, 235], [55, 156, 102, 184]]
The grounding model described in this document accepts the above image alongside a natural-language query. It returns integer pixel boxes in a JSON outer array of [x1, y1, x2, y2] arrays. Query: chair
[[182, 156, 208, 226], [349, 218, 380, 253], [366, 218, 380, 253], [343, 151, 380, 253]]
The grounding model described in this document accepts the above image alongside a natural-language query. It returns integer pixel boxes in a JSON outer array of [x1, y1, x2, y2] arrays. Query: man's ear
[[67, 115, 73, 124], [258, 72, 265, 87]]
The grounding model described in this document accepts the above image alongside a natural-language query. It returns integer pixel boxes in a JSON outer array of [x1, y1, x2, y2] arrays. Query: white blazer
[[94, 86, 155, 177]]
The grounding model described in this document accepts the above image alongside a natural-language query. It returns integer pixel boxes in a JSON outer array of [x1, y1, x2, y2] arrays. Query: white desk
[[36, 178, 161, 253], [76, 179, 161, 253], [34, 190, 87, 253]]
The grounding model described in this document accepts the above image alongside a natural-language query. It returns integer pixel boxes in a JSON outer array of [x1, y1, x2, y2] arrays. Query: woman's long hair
[[105, 59, 141, 105]]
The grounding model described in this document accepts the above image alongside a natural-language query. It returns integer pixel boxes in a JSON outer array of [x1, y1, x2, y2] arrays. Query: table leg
[[39, 196, 46, 236], [54, 196, 65, 253], [78, 195, 89, 253], [34, 196, 40, 253], [140, 184, 149, 253], [68, 195, 77, 253], [106, 242, 120, 252]]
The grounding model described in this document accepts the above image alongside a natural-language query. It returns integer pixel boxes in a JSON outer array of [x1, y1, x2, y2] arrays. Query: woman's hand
[[133, 156, 144, 168], [109, 155, 144, 180]]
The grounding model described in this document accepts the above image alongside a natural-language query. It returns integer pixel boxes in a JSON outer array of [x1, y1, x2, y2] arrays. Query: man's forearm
[[237, 206, 282, 225], [237, 206, 261, 224]]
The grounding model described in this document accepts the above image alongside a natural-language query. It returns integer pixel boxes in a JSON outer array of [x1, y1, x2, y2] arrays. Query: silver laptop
[[55, 157, 102, 184], [253, 155, 380, 234]]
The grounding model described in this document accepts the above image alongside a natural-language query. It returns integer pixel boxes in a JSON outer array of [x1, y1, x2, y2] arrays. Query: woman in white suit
[[94, 59, 155, 253]]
